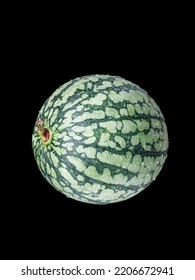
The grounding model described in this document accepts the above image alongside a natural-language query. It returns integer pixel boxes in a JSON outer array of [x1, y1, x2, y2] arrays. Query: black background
[[1, 5, 194, 260]]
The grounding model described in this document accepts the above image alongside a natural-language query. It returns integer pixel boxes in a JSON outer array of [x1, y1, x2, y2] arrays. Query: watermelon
[[32, 75, 168, 204]]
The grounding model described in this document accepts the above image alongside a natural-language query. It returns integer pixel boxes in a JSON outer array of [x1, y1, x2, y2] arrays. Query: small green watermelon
[[32, 75, 168, 204]]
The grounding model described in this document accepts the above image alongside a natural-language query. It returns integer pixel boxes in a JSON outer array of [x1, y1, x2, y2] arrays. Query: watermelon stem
[[36, 120, 51, 143]]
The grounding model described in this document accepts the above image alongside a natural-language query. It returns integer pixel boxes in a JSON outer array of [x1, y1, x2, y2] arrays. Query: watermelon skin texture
[[32, 75, 168, 204]]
